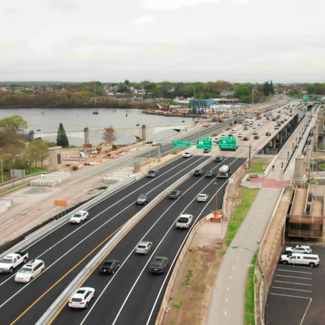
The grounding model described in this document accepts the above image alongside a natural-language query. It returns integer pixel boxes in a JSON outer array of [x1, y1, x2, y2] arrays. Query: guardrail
[[35, 155, 216, 325]]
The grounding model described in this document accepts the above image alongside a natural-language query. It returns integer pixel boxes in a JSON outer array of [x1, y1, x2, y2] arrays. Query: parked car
[[70, 210, 89, 224], [14, 259, 45, 283], [99, 260, 120, 274], [135, 241, 153, 255], [194, 169, 204, 176], [147, 169, 160, 178], [197, 193, 209, 202], [280, 253, 319, 267], [205, 171, 215, 178], [215, 156, 224, 162], [136, 193, 151, 205], [169, 190, 182, 199], [149, 256, 168, 274], [285, 245, 312, 254], [68, 287, 95, 309]]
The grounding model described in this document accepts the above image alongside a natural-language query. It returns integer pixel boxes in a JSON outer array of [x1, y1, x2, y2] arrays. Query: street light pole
[[0, 149, 3, 184]]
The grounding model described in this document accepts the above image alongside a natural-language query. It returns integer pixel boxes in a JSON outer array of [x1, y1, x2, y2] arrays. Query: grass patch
[[182, 269, 193, 286], [226, 188, 259, 246], [245, 252, 257, 325], [319, 164, 325, 171], [220, 251, 226, 255], [26, 167, 47, 175], [172, 301, 183, 309], [249, 159, 270, 173]]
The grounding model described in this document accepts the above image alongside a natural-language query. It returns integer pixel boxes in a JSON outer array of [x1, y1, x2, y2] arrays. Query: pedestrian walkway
[[206, 188, 282, 325]]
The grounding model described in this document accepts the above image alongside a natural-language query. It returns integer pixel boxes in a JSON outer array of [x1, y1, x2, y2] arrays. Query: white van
[[280, 253, 319, 267], [14, 259, 46, 283], [182, 151, 193, 158]]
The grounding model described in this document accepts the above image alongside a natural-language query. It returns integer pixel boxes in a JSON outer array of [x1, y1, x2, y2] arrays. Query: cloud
[[142, 0, 250, 10], [47, 0, 79, 12], [132, 15, 155, 25]]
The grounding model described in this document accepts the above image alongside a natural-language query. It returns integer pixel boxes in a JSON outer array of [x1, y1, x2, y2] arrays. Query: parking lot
[[266, 246, 325, 325]]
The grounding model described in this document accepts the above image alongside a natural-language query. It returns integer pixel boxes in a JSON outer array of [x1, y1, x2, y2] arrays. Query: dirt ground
[[162, 239, 226, 325]]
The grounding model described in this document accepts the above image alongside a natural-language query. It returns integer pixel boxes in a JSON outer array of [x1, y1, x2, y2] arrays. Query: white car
[[69, 210, 89, 224], [285, 245, 312, 254], [221, 134, 226, 138], [231, 129, 236, 133], [14, 259, 45, 283], [69, 287, 95, 309], [237, 133, 243, 138], [252, 131, 258, 135], [182, 151, 193, 158], [197, 193, 209, 202], [135, 241, 153, 255], [175, 214, 193, 229]]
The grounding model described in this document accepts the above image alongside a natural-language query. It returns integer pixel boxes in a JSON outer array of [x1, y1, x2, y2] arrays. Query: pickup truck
[[0, 251, 29, 273]]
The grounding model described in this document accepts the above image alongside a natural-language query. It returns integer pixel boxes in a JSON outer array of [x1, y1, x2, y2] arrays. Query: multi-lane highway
[[0, 102, 302, 325]]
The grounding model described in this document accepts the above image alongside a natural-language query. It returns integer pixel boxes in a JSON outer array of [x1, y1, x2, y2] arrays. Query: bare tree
[[102, 127, 117, 143]]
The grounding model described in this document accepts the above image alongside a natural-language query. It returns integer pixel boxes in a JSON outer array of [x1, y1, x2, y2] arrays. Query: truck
[[217, 165, 232, 178], [0, 251, 29, 273]]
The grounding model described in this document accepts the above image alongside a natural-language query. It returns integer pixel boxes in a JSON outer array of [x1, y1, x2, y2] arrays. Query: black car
[[265, 132, 271, 136], [243, 136, 249, 141], [254, 135, 260, 139], [147, 169, 160, 178], [194, 169, 204, 176], [215, 156, 224, 162], [99, 260, 120, 274], [136, 193, 151, 205], [203, 149, 211, 153], [169, 190, 182, 199], [205, 171, 215, 178], [149, 256, 168, 274]]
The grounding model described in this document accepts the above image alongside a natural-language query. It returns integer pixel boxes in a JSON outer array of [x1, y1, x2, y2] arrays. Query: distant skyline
[[1, 0, 325, 83]]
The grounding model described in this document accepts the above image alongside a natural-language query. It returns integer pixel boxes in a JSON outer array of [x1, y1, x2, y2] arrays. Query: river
[[0, 108, 199, 146]]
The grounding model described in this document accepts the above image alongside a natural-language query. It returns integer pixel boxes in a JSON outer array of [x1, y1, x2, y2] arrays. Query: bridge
[[29, 123, 194, 144]]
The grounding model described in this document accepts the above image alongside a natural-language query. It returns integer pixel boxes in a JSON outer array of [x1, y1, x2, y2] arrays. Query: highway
[[0, 102, 298, 325], [0, 155, 213, 325]]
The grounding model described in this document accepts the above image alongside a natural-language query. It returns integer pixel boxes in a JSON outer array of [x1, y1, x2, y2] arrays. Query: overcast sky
[[1, 0, 324, 83]]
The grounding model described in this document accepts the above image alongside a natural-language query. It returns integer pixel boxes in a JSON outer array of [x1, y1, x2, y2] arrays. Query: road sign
[[173, 141, 191, 148], [302, 97, 309, 101], [218, 137, 237, 150], [196, 138, 212, 149]]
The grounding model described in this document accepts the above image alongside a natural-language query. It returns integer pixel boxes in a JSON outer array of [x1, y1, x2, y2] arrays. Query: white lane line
[[276, 275, 312, 280], [78, 160, 235, 325], [274, 280, 311, 286], [270, 293, 312, 300], [277, 269, 312, 274], [300, 298, 312, 325], [0, 156, 204, 289], [272, 286, 312, 293]]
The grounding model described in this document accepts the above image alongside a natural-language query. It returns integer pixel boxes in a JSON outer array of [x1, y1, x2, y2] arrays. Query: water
[[0, 108, 197, 146]]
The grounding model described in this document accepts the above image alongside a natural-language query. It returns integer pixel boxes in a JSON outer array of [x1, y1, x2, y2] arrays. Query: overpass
[[28, 123, 193, 144]]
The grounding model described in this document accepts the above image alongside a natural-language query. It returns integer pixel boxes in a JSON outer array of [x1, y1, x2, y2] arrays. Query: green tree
[[56, 123, 69, 147], [0, 115, 28, 133]]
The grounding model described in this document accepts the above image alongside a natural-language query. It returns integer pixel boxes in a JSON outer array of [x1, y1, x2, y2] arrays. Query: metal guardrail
[[35, 155, 216, 325]]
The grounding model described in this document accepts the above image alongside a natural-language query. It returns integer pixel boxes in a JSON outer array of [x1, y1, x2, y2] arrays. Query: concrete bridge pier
[[317, 116, 324, 138]]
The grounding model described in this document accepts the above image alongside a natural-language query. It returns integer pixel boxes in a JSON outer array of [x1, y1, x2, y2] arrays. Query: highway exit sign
[[173, 140, 191, 147], [219, 137, 237, 150], [196, 138, 212, 149]]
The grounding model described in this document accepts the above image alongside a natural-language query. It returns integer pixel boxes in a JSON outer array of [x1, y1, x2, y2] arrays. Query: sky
[[1, 0, 325, 83]]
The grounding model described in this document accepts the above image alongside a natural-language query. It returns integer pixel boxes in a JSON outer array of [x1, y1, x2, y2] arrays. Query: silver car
[[135, 241, 153, 255]]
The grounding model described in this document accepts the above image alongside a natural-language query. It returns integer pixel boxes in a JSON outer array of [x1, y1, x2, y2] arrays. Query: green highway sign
[[196, 138, 212, 149], [219, 137, 237, 150], [303, 97, 309, 101], [173, 140, 191, 148]]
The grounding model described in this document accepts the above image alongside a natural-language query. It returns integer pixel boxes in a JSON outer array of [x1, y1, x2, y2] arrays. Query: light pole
[[214, 181, 218, 214], [0, 148, 3, 184]]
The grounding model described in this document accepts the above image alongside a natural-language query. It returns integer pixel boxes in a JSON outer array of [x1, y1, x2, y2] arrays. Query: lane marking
[[274, 280, 311, 286], [270, 293, 312, 300], [277, 269, 312, 274], [276, 275, 312, 280], [272, 286, 312, 293]]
